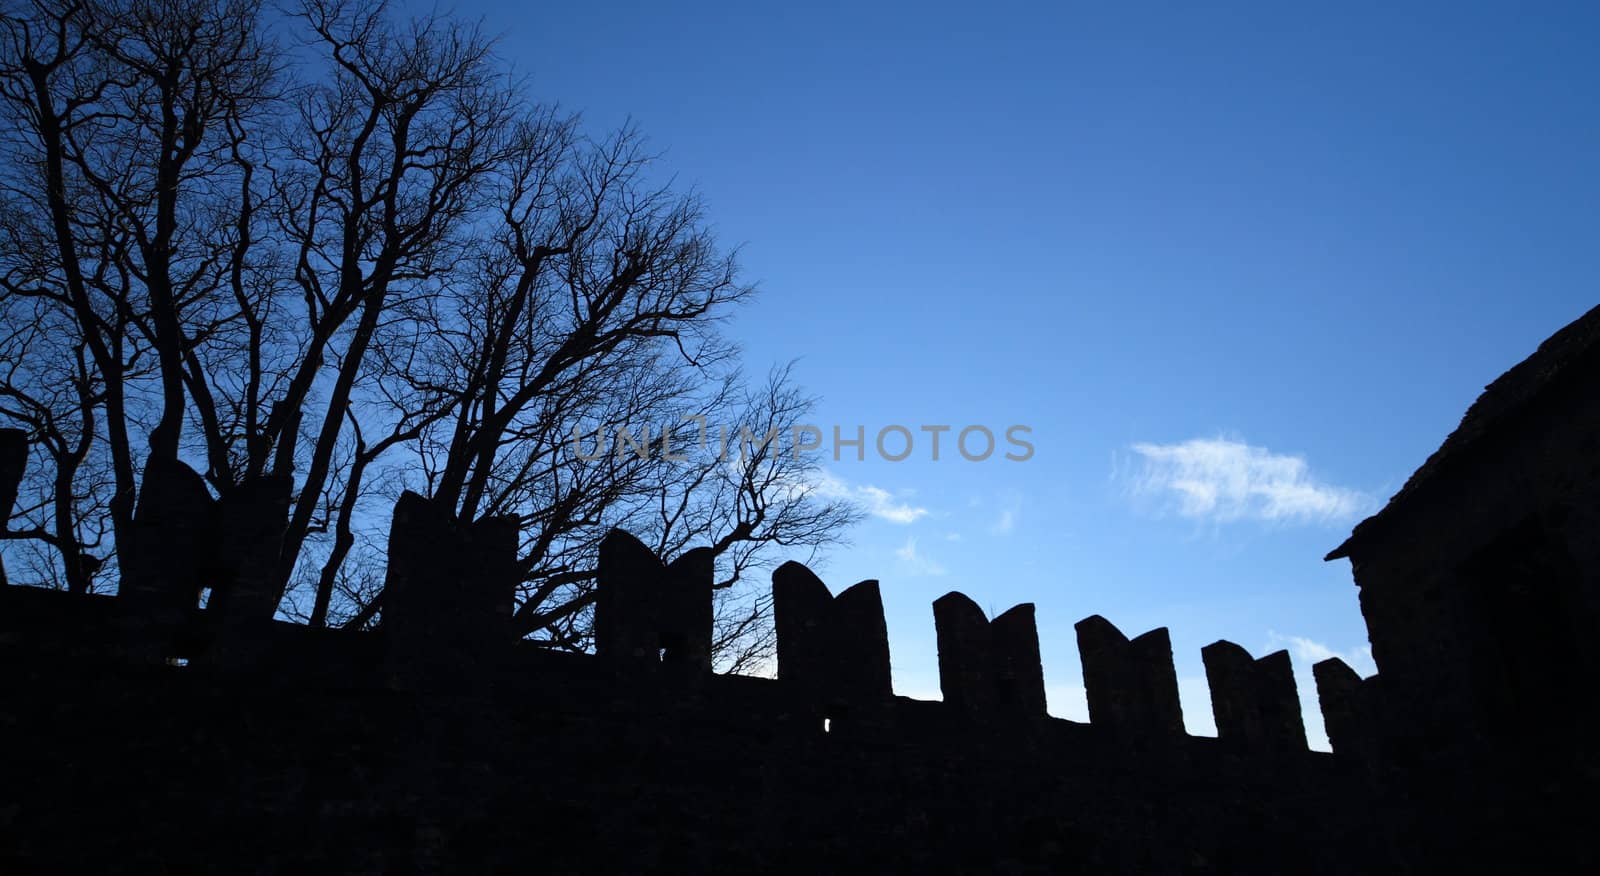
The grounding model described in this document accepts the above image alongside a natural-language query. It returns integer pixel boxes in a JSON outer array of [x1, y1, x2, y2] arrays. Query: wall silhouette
[[0, 458, 1386, 873], [2, 304, 1598, 873]]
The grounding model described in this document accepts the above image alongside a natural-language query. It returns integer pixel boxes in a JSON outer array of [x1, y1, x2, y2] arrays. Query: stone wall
[[0, 581, 1385, 875], [2, 428, 1597, 872]]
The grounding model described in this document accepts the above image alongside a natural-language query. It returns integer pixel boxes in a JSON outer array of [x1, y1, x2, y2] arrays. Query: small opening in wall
[[168, 657, 190, 667], [197, 587, 212, 610], [658, 632, 687, 663], [823, 717, 832, 734]]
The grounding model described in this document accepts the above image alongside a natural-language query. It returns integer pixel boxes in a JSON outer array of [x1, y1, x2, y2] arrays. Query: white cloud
[[974, 489, 1021, 535], [1267, 631, 1376, 677], [860, 485, 929, 524], [894, 537, 946, 577], [1128, 437, 1372, 525], [989, 508, 1016, 535], [814, 472, 928, 524]]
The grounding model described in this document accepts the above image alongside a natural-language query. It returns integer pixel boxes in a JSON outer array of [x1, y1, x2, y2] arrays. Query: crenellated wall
[[0, 457, 1396, 873], [10, 309, 1600, 872], [0, 526, 1357, 757], [0, 431, 1593, 873]]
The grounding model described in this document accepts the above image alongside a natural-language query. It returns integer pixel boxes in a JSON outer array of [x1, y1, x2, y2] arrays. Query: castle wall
[[6, 389, 1600, 873], [0, 563, 1386, 874]]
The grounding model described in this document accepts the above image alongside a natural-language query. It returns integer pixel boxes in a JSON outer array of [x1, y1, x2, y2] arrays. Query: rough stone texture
[[382, 491, 518, 689], [0, 428, 24, 524], [990, 603, 1047, 716], [0, 584, 1384, 876], [771, 561, 892, 707], [933, 593, 1046, 718], [107, 456, 297, 667], [1075, 615, 1185, 738], [210, 474, 294, 623], [1201, 642, 1306, 751], [1312, 657, 1374, 760], [593, 529, 713, 669], [933, 592, 991, 708], [0, 429, 23, 587], [117, 454, 217, 616], [195, 474, 294, 671]]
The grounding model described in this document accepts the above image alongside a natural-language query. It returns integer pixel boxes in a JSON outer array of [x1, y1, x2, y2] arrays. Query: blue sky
[[448, 0, 1598, 747]]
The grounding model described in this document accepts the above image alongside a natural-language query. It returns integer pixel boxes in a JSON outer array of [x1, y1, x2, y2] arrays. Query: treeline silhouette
[[0, 0, 857, 668]]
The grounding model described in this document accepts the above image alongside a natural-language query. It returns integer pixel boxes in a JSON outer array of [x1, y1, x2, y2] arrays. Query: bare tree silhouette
[[0, 0, 859, 670]]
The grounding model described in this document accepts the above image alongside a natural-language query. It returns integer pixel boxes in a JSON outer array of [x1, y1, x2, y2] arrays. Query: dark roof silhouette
[[1327, 302, 1600, 560]]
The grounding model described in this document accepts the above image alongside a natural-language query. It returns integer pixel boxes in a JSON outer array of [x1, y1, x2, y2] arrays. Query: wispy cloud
[[989, 508, 1016, 535], [814, 472, 929, 524], [1127, 437, 1372, 525], [895, 537, 946, 577], [1267, 631, 1376, 676], [860, 486, 929, 524]]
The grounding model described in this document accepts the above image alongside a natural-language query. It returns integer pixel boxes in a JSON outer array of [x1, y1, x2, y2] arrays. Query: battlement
[[0, 447, 1585, 872], [0, 504, 1397, 872], [0, 508, 1362, 763], [5, 307, 1597, 872]]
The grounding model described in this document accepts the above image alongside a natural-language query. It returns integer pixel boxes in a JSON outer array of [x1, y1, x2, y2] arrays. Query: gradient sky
[[432, 0, 1598, 747]]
